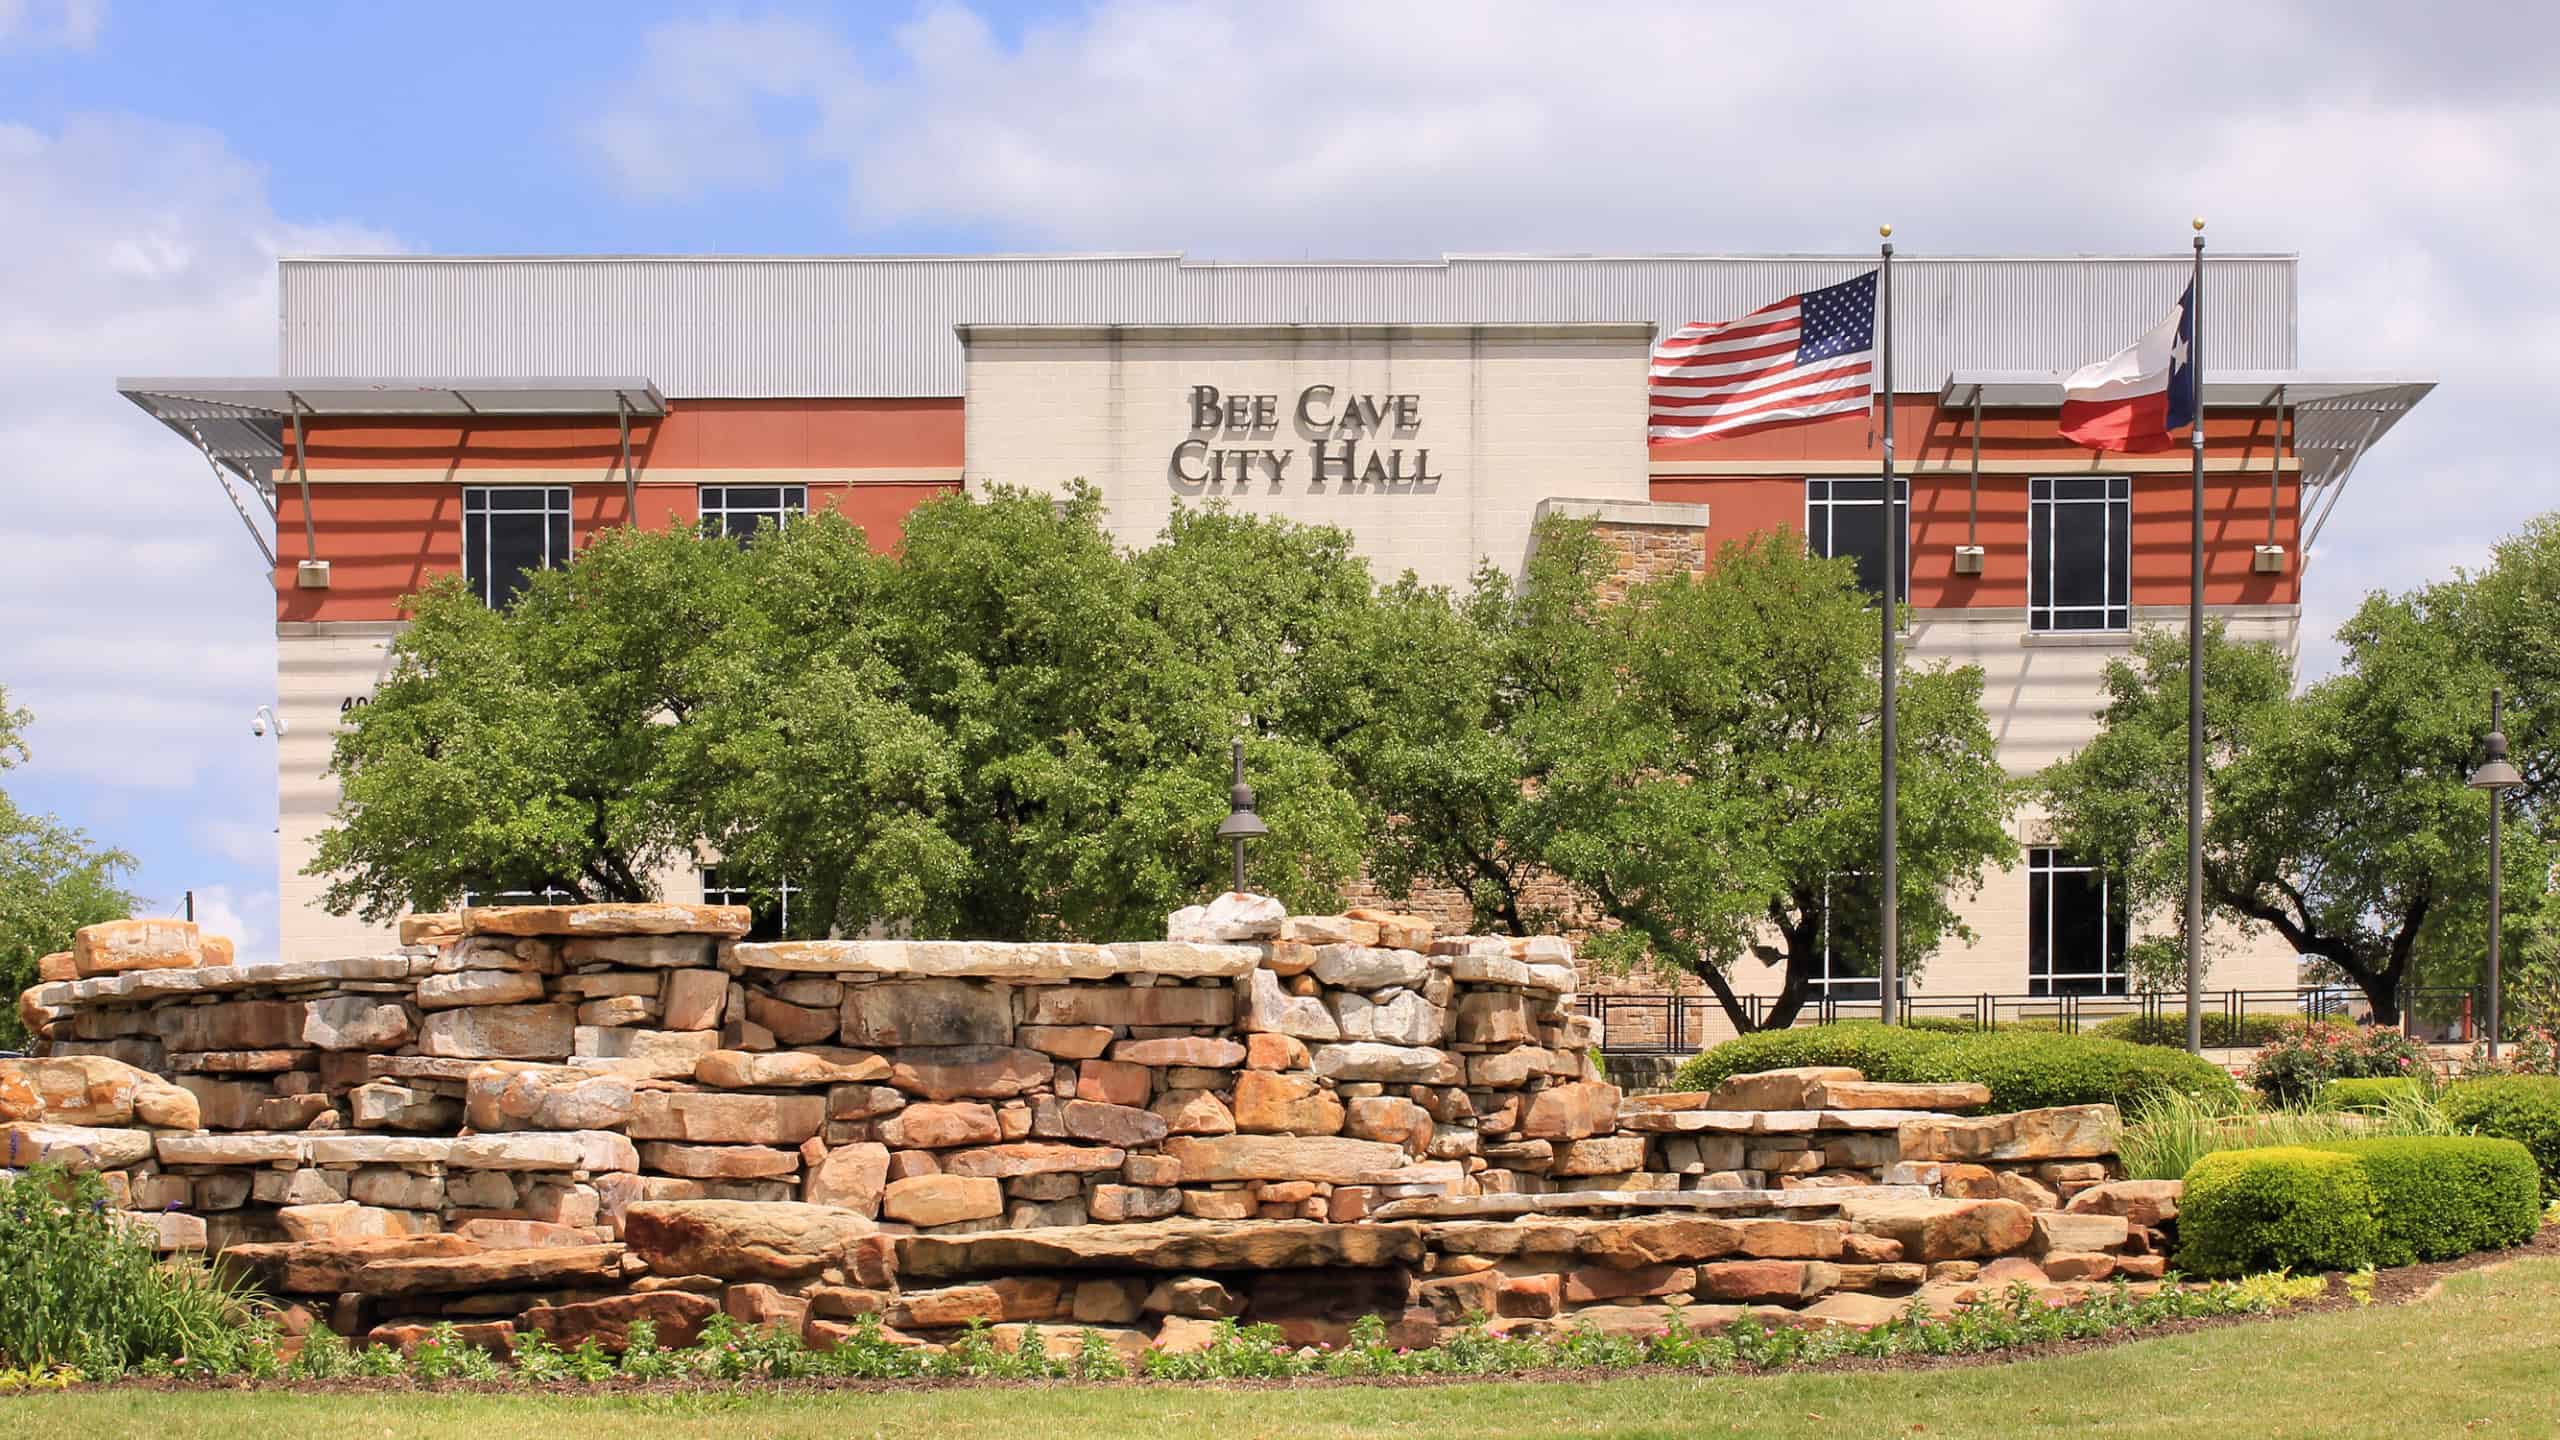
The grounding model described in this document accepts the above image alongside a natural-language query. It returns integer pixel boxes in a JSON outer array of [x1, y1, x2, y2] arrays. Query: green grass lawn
[[17, 1260, 2560, 1440]]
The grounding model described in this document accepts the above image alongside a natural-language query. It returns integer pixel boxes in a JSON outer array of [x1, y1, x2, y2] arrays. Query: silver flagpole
[[1879, 227, 1900, 1026], [2185, 219, 2207, 1055]]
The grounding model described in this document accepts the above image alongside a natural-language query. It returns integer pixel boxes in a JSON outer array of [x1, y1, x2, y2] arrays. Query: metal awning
[[116, 377, 666, 570], [1937, 370, 2433, 489], [1938, 369, 2435, 576]]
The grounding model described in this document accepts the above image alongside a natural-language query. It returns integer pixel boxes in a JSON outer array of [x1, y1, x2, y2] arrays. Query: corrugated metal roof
[[278, 253, 2298, 399]]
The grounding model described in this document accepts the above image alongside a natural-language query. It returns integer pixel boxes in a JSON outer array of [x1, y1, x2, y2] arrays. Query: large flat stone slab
[[463, 903, 751, 938], [1163, 1134, 1409, 1183], [1367, 1184, 1931, 1221], [1895, 1105, 2117, 1162], [218, 1234, 480, 1294], [355, 1243, 626, 1296], [897, 1218, 1425, 1280], [4, 1122, 156, 1171]]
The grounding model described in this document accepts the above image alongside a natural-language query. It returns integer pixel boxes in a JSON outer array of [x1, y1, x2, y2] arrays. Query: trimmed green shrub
[[2307, 1137, 2541, 1266], [2175, 1146, 2382, 1278], [1670, 1021, 2240, 1113], [2323, 1077, 2422, 1111], [2090, 1012, 2299, 1049], [2443, 1075, 2560, 1202], [0, 1165, 268, 1375]]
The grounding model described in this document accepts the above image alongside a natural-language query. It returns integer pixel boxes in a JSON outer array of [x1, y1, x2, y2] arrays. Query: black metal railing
[[1579, 983, 2482, 1056]]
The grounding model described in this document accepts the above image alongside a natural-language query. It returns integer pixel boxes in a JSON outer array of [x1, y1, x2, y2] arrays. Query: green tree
[[310, 519, 769, 919], [0, 686, 138, 1044], [1331, 523, 1619, 934], [311, 492, 1374, 940], [1535, 527, 2017, 1032], [2038, 605, 2552, 1025]]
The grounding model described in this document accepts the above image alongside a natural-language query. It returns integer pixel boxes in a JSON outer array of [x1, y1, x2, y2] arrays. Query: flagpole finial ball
[[2192, 216, 2206, 231], [1879, 223, 1893, 238]]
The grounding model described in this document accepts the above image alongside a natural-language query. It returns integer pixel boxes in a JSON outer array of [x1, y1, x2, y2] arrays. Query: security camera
[[252, 705, 286, 738], [251, 715, 265, 737]]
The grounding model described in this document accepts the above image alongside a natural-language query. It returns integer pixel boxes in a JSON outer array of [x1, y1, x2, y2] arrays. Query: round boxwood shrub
[[2321, 1076, 2422, 1112], [2176, 1146, 2383, 1278], [2307, 1137, 2541, 1265], [2443, 1075, 2560, 1202], [1669, 1022, 2239, 1113], [2089, 1012, 2299, 1049]]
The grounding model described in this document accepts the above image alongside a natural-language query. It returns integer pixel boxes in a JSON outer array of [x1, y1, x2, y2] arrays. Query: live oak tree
[[0, 686, 137, 1043], [1535, 527, 2017, 1033], [1334, 523, 1621, 935], [311, 491, 1371, 939], [2037, 606, 2553, 1026], [310, 521, 760, 920]]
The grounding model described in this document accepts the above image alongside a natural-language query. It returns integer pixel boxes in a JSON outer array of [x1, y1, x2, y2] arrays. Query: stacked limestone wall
[[7, 902, 2174, 1356]]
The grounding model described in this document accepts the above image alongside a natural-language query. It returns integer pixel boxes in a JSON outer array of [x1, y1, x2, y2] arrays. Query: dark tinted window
[[462, 487, 571, 606], [1806, 478, 1909, 603]]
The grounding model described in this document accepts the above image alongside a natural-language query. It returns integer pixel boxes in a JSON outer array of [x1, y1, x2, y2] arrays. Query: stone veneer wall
[[7, 904, 2174, 1356]]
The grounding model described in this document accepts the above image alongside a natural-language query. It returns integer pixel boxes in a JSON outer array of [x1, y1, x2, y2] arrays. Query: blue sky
[[3, 0, 2554, 959]]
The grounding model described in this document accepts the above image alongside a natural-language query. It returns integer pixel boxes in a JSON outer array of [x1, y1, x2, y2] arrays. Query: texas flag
[[2059, 282, 2197, 452]]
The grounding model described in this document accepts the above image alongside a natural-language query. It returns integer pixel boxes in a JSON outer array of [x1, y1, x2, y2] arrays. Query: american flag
[[1648, 270, 1880, 440]]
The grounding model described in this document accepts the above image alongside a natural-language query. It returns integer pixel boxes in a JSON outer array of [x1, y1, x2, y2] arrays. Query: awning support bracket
[[617, 391, 635, 524], [189, 424, 277, 569], [286, 391, 319, 565]]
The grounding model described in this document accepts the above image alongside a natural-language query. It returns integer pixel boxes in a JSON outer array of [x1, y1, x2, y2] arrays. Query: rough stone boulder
[[1840, 1196, 2036, 1263], [356, 1244, 626, 1296], [621, 1199, 877, 1280], [2064, 1179, 2182, 1227], [71, 918, 202, 977], [520, 1291, 719, 1352], [694, 1047, 889, 1089], [465, 1063, 636, 1131], [1895, 1105, 2117, 1163], [897, 1218, 1425, 1280], [0, 1055, 200, 1129]]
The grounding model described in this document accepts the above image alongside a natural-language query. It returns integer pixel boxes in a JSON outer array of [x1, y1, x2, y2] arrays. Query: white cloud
[[0, 114, 397, 796], [184, 882, 276, 966], [0, 0, 102, 50], [580, 14, 866, 201], [582, 0, 2560, 682]]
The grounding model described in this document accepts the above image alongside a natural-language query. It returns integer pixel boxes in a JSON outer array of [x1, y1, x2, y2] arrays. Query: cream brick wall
[[960, 325, 1654, 590], [277, 624, 406, 963]]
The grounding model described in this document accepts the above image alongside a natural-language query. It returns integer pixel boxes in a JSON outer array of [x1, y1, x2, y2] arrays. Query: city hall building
[[119, 253, 2430, 1036]]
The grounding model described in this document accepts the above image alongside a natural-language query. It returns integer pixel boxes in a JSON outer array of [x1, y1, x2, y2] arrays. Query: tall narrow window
[[462, 486, 571, 606], [2029, 476, 2131, 631], [2027, 847, 2128, 995], [1808, 873, 1881, 999], [1805, 478, 1909, 603], [698, 485, 807, 541], [701, 866, 796, 941]]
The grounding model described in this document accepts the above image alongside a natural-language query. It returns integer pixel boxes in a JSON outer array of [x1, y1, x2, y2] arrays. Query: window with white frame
[[698, 485, 807, 541], [701, 866, 797, 941], [1806, 873, 1882, 999], [462, 486, 571, 607], [458, 884, 575, 908], [1805, 478, 1909, 604], [2029, 476, 2131, 631], [2026, 847, 2128, 996]]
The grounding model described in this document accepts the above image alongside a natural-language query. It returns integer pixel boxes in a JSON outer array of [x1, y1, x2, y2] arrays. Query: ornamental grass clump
[[2114, 1084, 2454, 1182], [0, 1164, 269, 1376]]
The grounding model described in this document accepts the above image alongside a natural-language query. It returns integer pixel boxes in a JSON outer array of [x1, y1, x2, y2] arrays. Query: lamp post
[[1215, 738, 1268, 893], [2468, 688, 2523, 1060]]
